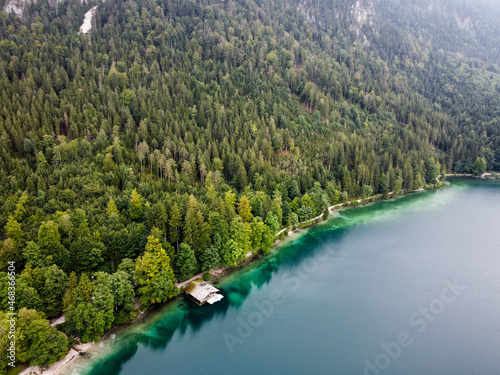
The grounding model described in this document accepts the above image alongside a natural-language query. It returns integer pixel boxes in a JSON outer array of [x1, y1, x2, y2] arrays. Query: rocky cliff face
[[3, 0, 30, 16], [350, 0, 376, 44], [3, 0, 97, 35], [296, 0, 378, 44], [79, 5, 96, 34], [3, 0, 63, 17]]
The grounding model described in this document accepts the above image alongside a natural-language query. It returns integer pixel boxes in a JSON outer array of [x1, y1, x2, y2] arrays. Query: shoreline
[[31, 183, 445, 375], [445, 172, 500, 180]]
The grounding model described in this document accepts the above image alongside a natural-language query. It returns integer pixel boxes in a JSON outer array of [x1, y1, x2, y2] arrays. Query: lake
[[69, 180, 500, 375]]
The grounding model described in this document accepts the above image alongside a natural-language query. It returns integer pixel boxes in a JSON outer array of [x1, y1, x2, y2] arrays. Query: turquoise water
[[70, 180, 500, 375]]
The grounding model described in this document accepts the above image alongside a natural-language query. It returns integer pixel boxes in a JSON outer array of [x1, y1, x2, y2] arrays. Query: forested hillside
[[0, 0, 498, 371]]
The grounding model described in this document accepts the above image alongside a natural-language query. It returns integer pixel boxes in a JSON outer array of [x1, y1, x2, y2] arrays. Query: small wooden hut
[[184, 281, 224, 305]]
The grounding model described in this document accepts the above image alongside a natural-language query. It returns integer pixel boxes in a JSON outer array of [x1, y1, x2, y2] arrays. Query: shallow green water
[[69, 180, 500, 375]]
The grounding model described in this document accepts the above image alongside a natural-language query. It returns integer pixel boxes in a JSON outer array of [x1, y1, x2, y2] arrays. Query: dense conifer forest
[[0, 0, 499, 370]]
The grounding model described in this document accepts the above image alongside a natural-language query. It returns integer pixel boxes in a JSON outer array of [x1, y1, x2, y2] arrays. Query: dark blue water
[[70, 180, 500, 375]]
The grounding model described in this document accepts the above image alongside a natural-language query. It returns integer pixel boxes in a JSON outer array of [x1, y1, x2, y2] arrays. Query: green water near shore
[[68, 180, 500, 375]]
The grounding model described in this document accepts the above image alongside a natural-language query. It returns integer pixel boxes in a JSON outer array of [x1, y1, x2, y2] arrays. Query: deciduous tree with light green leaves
[[23, 241, 45, 268], [265, 212, 280, 234], [473, 157, 487, 176], [221, 239, 244, 267], [64, 273, 115, 343], [110, 270, 137, 325], [40, 265, 68, 318], [200, 242, 221, 271], [15, 308, 68, 367]]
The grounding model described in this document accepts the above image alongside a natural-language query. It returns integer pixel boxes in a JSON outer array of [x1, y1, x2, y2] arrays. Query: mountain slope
[[0, 0, 499, 368]]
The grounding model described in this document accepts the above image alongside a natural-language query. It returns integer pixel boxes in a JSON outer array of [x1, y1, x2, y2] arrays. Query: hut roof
[[186, 281, 220, 303]]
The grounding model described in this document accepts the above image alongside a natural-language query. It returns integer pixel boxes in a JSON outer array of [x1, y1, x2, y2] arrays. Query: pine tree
[[261, 225, 274, 255], [102, 152, 116, 173], [106, 197, 119, 217], [129, 188, 143, 220], [224, 191, 237, 219], [37, 221, 68, 270], [134, 236, 178, 308], [63, 272, 78, 311], [289, 180, 300, 199], [183, 195, 199, 253], [413, 173, 423, 190], [175, 243, 198, 280], [250, 219, 264, 251], [230, 216, 252, 256], [5, 216, 23, 244], [169, 203, 182, 252], [198, 214, 212, 255], [238, 196, 253, 223], [393, 177, 403, 197]]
